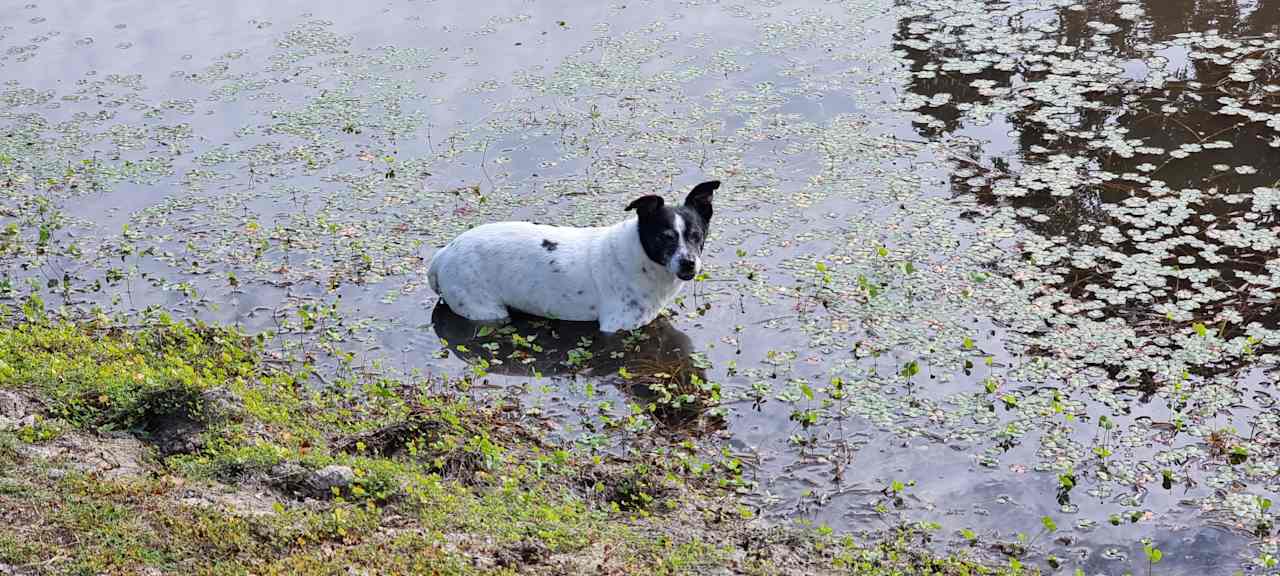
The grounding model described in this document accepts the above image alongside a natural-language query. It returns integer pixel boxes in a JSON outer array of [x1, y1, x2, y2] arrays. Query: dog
[[428, 180, 719, 332]]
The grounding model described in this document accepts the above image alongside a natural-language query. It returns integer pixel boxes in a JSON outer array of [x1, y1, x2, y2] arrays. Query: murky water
[[2, 0, 1278, 573]]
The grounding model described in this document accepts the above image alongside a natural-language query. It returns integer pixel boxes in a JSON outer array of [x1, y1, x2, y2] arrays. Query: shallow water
[[2, 0, 1278, 573]]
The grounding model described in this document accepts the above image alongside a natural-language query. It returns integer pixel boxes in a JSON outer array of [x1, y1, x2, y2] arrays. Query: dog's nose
[[677, 259, 697, 280]]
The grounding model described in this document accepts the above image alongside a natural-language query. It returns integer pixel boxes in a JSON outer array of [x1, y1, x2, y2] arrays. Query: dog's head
[[626, 180, 719, 281]]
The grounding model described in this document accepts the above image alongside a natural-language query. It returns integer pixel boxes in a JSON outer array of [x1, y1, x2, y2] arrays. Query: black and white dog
[[428, 180, 719, 332]]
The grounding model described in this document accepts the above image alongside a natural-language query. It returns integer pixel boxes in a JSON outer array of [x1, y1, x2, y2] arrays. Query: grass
[[0, 308, 1026, 575], [0, 312, 257, 430]]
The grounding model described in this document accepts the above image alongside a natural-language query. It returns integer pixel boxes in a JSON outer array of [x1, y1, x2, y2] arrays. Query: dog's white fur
[[427, 216, 697, 332]]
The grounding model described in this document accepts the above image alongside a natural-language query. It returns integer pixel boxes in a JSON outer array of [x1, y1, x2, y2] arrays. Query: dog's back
[[427, 221, 608, 323]]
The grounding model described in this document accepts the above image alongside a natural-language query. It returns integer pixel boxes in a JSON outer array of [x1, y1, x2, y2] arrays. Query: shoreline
[[0, 315, 1018, 575]]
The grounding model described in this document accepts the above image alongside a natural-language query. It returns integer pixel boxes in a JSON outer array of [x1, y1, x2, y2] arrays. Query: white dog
[[428, 181, 719, 332]]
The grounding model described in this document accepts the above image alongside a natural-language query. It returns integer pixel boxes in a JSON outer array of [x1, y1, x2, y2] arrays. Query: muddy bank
[[0, 316, 1020, 575]]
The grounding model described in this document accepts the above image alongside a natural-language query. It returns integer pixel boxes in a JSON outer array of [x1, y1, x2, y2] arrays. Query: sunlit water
[[2, 0, 1278, 573]]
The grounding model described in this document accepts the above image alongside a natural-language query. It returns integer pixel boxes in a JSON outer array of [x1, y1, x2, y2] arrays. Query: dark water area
[[2, 0, 1279, 573]]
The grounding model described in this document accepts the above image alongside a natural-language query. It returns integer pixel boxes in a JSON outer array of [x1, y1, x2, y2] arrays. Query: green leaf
[[1041, 516, 1057, 533], [799, 382, 814, 401], [1193, 322, 1208, 337], [476, 325, 494, 338]]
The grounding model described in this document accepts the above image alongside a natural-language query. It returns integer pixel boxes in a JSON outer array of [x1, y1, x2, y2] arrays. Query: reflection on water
[[902, 0, 1280, 378], [431, 302, 720, 431], [893, 0, 1280, 572]]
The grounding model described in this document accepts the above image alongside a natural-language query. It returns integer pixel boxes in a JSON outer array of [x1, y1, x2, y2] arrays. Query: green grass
[[0, 313, 1026, 575], [0, 313, 257, 430], [0, 458, 476, 575]]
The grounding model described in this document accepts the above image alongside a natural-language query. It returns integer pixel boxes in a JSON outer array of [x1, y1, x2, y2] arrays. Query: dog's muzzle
[[676, 259, 697, 281]]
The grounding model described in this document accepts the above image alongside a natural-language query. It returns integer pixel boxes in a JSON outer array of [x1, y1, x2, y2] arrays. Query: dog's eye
[[690, 232, 702, 243], [663, 230, 677, 239]]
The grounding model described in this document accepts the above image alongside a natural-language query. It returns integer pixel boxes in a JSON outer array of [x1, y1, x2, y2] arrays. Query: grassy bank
[[0, 311, 1021, 575]]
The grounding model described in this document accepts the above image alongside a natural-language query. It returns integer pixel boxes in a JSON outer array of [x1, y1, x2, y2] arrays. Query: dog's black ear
[[626, 195, 665, 217], [684, 180, 719, 223]]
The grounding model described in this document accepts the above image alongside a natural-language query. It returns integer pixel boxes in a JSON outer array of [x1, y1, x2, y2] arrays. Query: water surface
[[2, 0, 1278, 573]]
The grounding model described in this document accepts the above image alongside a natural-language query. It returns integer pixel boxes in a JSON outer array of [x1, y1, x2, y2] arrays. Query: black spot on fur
[[541, 239, 558, 251], [627, 298, 640, 310], [577, 290, 585, 295]]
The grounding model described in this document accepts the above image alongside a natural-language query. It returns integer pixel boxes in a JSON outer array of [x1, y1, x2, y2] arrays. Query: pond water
[[2, 0, 1279, 573]]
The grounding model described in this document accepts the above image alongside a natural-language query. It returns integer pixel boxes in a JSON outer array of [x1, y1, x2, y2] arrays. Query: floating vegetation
[[893, 0, 1280, 570], [0, 0, 1277, 574]]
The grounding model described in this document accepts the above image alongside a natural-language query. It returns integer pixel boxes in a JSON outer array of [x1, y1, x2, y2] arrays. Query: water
[[2, 0, 1278, 573]]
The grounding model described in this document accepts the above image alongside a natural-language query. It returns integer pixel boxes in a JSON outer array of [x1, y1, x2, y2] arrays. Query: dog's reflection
[[430, 302, 718, 429]]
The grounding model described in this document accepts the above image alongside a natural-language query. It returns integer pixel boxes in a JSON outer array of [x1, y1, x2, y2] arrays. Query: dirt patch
[[21, 433, 150, 481], [332, 411, 452, 456], [575, 461, 677, 512], [0, 390, 27, 424], [0, 390, 146, 480], [141, 386, 246, 456], [169, 476, 280, 517], [495, 538, 553, 569], [267, 462, 357, 500]]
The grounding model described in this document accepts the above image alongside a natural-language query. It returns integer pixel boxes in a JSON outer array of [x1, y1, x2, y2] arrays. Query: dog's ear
[[684, 180, 719, 223], [626, 195, 665, 217]]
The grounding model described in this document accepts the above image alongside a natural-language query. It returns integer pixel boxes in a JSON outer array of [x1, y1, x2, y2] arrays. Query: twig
[[480, 141, 496, 192]]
